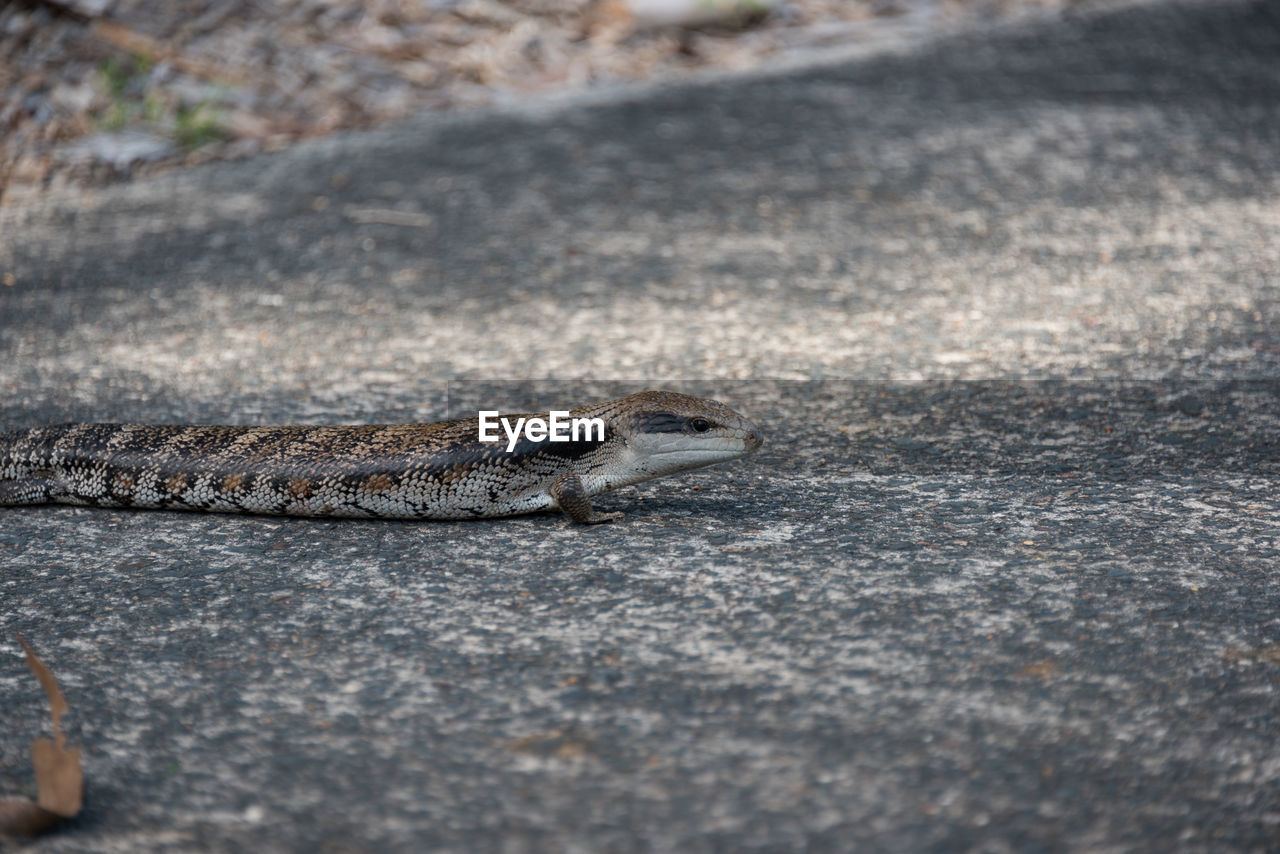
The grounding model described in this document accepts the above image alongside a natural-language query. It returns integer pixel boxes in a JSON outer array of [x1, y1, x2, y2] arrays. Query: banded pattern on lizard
[[0, 391, 762, 523]]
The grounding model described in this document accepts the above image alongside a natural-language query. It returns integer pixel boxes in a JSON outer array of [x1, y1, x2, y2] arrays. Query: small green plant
[[98, 56, 130, 97], [95, 54, 152, 130], [99, 92, 165, 131], [697, 0, 772, 29], [174, 102, 227, 149], [96, 53, 152, 98], [95, 53, 228, 151]]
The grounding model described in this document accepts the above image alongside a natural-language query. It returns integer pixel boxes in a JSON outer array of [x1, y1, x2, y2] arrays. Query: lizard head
[[593, 390, 763, 476]]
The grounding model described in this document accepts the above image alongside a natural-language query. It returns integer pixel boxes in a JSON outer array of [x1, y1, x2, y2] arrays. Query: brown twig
[[90, 19, 248, 86]]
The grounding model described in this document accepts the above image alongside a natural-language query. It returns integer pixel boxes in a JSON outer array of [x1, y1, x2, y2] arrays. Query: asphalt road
[[2, 1, 1279, 851]]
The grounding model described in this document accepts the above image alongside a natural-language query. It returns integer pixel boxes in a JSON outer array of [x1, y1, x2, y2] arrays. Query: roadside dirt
[[1, 0, 1073, 204]]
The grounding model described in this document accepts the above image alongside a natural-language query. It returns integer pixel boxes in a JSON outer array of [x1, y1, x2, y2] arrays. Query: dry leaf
[[0, 636, 84, 838], [18, 636, 69, 728], [32, 739, 83, 818], [0, 800, 62, 838]]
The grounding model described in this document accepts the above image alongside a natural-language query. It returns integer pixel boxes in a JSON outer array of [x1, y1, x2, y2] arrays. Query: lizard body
[[0, 391, 762, 523]]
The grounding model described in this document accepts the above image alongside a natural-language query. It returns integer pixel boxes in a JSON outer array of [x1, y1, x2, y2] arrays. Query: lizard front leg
[[550, 470, 622, 524]]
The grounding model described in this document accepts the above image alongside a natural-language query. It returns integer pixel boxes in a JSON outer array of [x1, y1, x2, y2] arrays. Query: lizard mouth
[[642, 436, 759, 461]]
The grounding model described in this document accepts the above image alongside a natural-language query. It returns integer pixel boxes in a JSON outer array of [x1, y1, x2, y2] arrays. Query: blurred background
[[3, 0, 1074, 203]]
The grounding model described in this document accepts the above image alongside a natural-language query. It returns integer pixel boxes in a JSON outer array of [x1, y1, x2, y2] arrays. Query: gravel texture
[[2, 0, 1279, 851]]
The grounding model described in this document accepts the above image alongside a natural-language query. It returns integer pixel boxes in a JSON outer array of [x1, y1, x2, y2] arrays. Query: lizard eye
[[690, 418, 712, 433]]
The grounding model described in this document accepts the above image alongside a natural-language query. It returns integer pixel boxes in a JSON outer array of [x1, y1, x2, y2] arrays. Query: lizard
[[0, 390, 762, 524]]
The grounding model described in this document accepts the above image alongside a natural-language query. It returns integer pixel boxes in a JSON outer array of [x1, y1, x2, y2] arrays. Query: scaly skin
[[0, 391, 763, 523]]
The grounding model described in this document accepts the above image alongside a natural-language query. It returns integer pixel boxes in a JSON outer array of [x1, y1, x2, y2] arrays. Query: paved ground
[[2, 0, 1279, 851]]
